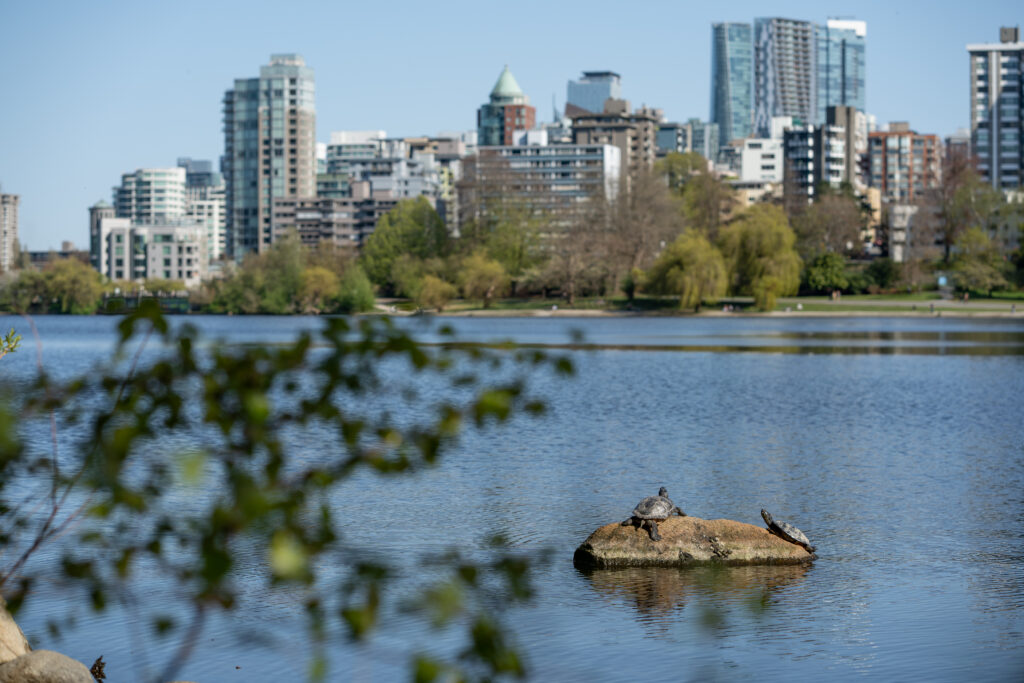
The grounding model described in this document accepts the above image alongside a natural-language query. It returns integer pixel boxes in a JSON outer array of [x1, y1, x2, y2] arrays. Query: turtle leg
[[675, 507, 687, 517], [648, 520, 661, 541], [621, 518, 634, 527]]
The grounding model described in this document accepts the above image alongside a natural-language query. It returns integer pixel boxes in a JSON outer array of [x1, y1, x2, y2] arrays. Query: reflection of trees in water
[[577, 564, 810, 634]]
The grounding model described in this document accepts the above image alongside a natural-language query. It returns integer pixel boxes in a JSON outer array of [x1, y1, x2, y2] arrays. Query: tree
[[865, 258, 901, 291], [644, 232, 727, 311], [336, 264, 376, 313], [680, 170, 736, 239], [361, 197, 449, 291], [718, 205, 802, 310], [42, 258, 104, 314], [655, 151, 707, 193], [950, 226, 1009, 294], [416, 274, 458, 312], [605, 169, 682, 292], [791, 194, 864, 260], [803, 252, 849, 294], [299, 266, 340, 314], [458, 252, 508, 309], [922, 156, 1003, 262], [0, 303, 572, 681]]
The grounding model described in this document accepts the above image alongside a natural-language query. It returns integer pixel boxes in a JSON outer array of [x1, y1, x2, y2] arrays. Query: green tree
[[803, 252, 849, 294], [43, 259, 104, 313], [644, 232, 727, 311], [361, 198, 449, 291], [417, 274, 458, 312], [718, 205, 802, 310], [2, 269, 46, 312], [680, 171, 736, 239], [865, 258, 901, 291], [655, 151, 707, 193], [299, 266, 340, 314], [0, 305, 571, 681], [950, 226, 1009, 294], [459, 252, 508, 309], [336, 264, 376, 313]]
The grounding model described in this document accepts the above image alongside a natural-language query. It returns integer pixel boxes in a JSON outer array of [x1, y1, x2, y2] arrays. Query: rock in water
[[0, 650, 93, 683], [0, 598, 31, 666], [574, 515, 816, 568]]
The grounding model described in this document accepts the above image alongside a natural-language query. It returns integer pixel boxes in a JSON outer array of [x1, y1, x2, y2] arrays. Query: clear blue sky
[[0, 0, 1019, 250]]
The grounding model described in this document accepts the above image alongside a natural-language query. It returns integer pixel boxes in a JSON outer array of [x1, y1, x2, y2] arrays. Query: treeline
[[3, 151, 1023, 315], [0, 240, 375, 315]]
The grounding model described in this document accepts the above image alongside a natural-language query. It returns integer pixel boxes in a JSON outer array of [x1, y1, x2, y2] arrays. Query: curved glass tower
[[711, 23, 753, 148]]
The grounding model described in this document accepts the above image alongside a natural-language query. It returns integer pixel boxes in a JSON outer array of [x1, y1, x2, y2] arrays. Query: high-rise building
[[570, 99, 662, 176], [0, 190, 18, 273], [223, 54, 316, 258], [754, 17, 818, 135], [566, 71, 622, 116], [868, 123, 942, 202], [179, 158, 226, 262], [477, 66, 536, 147], [827, 105, 868, 188], [783, 123, 846, 203], [113, 168, 187, 222], [711, 23, 754, 146], [816, 20, 866, 123], [968, 27, 1024, 189]]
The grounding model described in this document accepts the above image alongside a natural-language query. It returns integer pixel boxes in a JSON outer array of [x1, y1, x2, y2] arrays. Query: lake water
[[1, 314, 1023, 682]]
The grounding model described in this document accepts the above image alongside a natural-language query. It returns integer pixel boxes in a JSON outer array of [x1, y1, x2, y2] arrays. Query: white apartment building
[[114, 168, 187, 221], [93, 217, 207, 288], [740, 138, 784, 182]]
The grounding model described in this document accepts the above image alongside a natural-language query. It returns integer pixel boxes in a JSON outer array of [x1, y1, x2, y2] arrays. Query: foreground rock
[[0, 598, 30, 665], [0, 650, 93, 683], [574, 515, 816, 568]]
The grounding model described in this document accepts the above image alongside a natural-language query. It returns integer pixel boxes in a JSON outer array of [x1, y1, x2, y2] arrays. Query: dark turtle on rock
[[621, 487, 686, 541], [761, 509, 816, 553]]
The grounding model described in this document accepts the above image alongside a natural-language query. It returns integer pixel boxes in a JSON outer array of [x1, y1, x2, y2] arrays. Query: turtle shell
[[773, 519, 812, 548], [632, 494, 673, 520]]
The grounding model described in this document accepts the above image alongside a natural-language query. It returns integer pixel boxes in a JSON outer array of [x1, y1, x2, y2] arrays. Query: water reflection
[[576, 564, 809, 634]]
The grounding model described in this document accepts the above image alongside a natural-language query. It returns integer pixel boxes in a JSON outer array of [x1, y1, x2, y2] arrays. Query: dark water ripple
[[1, 315, 1023, 681]]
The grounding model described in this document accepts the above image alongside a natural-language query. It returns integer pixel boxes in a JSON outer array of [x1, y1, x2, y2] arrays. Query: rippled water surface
[[2, 314, 1023, 681]]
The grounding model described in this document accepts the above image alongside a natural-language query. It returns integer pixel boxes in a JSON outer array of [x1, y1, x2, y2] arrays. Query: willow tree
[[644, 232, 727, 312], [718, 204, 802, 311]]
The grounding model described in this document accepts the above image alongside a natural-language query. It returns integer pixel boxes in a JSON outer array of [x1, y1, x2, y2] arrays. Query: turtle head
[[760, 509, 773, 525], [658, 487, 668, 497]]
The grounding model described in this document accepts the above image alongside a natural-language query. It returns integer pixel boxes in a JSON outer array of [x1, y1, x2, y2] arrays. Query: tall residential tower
[[754, 17, 818, 135], [968, 27, 1024, 189], [816, 20, 866, 123], [711, 23, 753, 147], [0, 189, 17, 273], [223, 54, 316, 258]]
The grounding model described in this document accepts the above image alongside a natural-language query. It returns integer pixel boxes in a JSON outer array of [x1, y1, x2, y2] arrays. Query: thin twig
[[155, 603, 206, 683]]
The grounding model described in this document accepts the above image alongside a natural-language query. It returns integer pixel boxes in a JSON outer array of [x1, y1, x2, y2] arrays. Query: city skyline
[[0, 0, 1020, 249]]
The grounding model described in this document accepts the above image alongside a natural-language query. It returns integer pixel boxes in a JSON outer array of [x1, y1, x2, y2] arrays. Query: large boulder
[[573, 515, 815, 568], [0, 598, 30, 665], [0, 650, 93, 683]]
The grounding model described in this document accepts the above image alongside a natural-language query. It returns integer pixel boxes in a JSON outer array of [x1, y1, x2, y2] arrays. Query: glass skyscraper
[[711, 23, 753, 147], [223, 54, 316, 258], [816, 20, 866, 123], [567, 71, 622, 115]]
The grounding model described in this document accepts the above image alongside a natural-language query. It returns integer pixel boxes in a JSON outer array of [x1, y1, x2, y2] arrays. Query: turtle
[[621, 487, 686, 541], [760, 509, 816, 553]]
